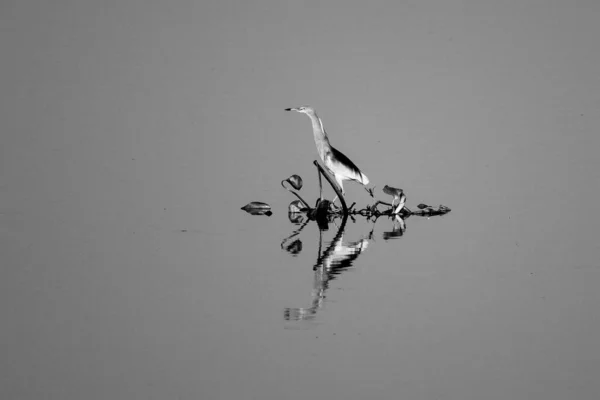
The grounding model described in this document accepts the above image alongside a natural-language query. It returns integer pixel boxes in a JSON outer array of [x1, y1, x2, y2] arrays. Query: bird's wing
[[329, 146, 369, 185]]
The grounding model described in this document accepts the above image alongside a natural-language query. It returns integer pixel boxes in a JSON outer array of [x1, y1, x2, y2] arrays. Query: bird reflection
[[382, 215, 407, 240], [284, 215, 372, 321]]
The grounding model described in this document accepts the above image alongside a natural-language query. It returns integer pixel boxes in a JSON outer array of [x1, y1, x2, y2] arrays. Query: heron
[[285, 106, 369, 204]]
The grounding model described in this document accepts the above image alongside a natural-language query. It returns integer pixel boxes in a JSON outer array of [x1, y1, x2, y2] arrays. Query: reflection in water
[[284, 216, 372, 321], [284, 239, 302, 255], [382, 215, 406, 240], [281, 217, 310, 256], [282, 211, 413, 322], [287, 211, 306, 224]]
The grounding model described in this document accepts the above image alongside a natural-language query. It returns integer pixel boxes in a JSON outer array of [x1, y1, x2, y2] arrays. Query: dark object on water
[[417, 203, 431, 209], [283, 239, 302, 255], [410, 204, 451, 216], [309, 199, 331, 221], [243, 209, 273, 216], [241, 201, 271, 210], [241, 202, 273, 216]]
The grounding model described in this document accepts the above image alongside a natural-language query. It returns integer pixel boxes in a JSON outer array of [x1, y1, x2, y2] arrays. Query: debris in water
[[241, 202, 273, 216]]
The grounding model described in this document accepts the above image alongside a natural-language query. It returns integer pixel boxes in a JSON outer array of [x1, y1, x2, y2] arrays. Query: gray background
[[2, 1, 600, 399]]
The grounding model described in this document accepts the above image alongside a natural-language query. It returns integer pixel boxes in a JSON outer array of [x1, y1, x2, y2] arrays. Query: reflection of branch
[[280, 218, 310, 255], [315, 214, 348, 268]]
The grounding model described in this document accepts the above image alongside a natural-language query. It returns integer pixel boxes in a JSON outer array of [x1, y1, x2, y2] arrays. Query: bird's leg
[[331, 189, 345, 208], [331, 177, 345, 207], [317, 167, 323, 200]]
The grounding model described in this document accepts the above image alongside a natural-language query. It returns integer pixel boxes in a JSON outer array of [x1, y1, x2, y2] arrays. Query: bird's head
[[285, 106, 315, 115]]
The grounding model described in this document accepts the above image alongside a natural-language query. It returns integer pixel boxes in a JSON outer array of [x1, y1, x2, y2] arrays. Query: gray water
[[2, 1, 600, 399]]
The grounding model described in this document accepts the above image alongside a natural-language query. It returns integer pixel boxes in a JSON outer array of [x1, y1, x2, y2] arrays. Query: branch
[[313, 160, 348, 215], [281, 179, 311, 209]]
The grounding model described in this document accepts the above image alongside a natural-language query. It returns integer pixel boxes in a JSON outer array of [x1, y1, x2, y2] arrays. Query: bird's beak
[[285, 108, 298, 112]]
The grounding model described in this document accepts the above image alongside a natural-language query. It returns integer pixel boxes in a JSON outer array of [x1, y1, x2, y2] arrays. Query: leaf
[[382, 185, 403, 197], [288, 200, 307, 213], [241, 201, 271, 210], [241, 202, 272, 216], [245, 209, 273, 216], [281, 174, 303, 191], [288, 212, 305, 224], [438, 205, 451, 212]]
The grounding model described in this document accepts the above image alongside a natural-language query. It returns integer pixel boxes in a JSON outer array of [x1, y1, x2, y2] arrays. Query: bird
[[285, 106, 369, 204]]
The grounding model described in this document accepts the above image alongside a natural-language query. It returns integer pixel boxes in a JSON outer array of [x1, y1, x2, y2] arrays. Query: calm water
[[3, 161, 600, 399], [3, 1, 600, 399]]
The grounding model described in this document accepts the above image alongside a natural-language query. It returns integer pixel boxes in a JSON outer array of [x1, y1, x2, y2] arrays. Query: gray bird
[[285, 106, 369, 204]]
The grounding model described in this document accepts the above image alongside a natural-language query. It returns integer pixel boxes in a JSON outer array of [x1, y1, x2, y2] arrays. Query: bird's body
[[285, 106, 369, 200]]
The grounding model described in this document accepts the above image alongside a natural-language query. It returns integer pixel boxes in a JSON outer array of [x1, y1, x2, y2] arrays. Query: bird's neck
[[307, 112, 331, 160]]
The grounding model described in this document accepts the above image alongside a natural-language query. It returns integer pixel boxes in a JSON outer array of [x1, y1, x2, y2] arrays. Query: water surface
[[2, 1, 600, 399]]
